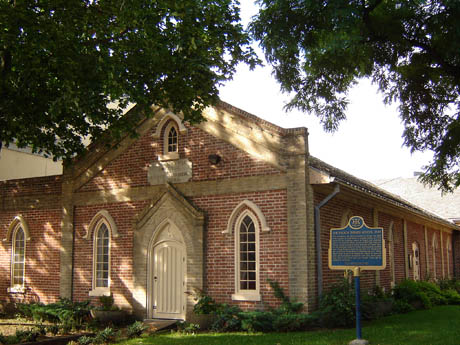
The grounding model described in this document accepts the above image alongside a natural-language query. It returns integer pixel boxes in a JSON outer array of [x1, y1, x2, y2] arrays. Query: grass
[[116, 305, 460, 345]]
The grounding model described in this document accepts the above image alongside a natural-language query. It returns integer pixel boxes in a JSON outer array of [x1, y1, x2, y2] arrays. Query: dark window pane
[[248, 281, 256, 290]]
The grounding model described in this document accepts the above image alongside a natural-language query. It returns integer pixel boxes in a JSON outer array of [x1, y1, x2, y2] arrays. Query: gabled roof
[[309, 156, 459, 230]]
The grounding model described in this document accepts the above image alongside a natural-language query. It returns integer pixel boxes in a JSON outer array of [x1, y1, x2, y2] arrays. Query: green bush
[[272, 313, 318, 332], [392, 300, 415, 314], [417, 281, 447, 306], [438, 278, 460, 294], [78, 335, 94, 345], [17, 298, 92, 326], [393, 280, 432, 309], [318, 279, 355, 327], [93, 327, 119, 344], [193, 293, 219, 315], [240, 311, 275, 332], [126, 321, 147, 339], [441, 289, 460, 304], [211, 304, 242, 332], [176, 321, 200, 334]]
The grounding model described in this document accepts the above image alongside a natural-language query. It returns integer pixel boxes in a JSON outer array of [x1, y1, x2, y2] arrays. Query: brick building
[[1, 102, 458, 321]]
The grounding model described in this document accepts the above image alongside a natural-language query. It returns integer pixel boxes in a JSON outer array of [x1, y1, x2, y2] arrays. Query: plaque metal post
[[354, 267, 362, 339]]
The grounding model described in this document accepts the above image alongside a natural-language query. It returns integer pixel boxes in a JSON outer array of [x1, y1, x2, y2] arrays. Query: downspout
[[315, 183, 340, 301], [70, 205, 76, 301]]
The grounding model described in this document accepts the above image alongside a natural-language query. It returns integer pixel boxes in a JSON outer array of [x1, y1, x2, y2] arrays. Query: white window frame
[[89, 218, 112, 297], [446, 238, 452, 278], [10, 224, 26, 293], [160, 122, 180, 161], [232, 210, 261, 302]]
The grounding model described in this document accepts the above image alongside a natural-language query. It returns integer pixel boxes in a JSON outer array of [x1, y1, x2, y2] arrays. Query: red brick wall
[[78, 124, 281, 192], [0, 209, 61, 304], [453, 232, 460, 278], [0, 176, 61, 197], [72, 201, 148, 309], [192, 190, 288, 310]]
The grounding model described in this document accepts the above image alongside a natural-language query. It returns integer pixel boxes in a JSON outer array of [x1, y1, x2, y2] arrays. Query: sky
[[217, 1, 434, 182]]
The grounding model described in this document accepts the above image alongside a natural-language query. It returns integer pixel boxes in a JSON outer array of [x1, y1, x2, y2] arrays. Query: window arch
[[432, 234, 438, 279], [232, 210, 260, 301], [152, 112, 187, 161], [163, 121, 179, 159], [446, 238, 452, 278], [5, 216, 30, 293], [87, 211, 117, 297], [11, 224, 26, 291]]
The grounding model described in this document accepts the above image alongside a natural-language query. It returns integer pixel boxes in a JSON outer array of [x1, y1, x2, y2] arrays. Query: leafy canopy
[[0, 0, 257, 162], [251, 0, 460, 191]]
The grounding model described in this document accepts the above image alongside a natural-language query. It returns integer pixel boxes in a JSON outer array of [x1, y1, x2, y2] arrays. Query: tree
[[0, 0, 257, 162], [251, 0, 460, 191]]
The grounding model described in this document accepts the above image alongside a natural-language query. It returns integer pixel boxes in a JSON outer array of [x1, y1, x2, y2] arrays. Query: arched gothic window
[[161, 122, 180, 160], [87, 210, 118, 297], [432, 234, 438, 279], [94, 222, 110, 290], [11, 225, 26, 289], [232, 211, 260, 301]]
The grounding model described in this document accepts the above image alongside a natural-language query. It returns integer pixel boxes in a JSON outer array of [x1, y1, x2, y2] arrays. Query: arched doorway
[[148, 221, 186, 320]]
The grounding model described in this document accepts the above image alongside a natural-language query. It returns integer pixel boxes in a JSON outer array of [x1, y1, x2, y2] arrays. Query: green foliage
[[240, 311, 275, 332], [98, 295, 119, 311], [46, 324, 60, 335], [416, 281, 447, 305], [438, 278, 460, 293], [176, 321, 200, 334], [192, 293, 219, 315], [78, 335, 94, 345], [0, 0, 258, 162], [318, 279, 355, 327], [391, 299, 415, 314], [17, 298, 92, 327], [393, 280, 432, 309], [441, 289, 460, 305], [126, 321, 148, 339], [211, 304, 242, 332], [251, 0, 460, 191], [93, 327, 119, 344]]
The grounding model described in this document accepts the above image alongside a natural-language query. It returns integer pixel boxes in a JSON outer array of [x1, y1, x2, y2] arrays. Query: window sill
[[232, 293, 261, 302], [8, 286, 25, 294], [89, 288, 111, 297], [158, 152, 179, 161]]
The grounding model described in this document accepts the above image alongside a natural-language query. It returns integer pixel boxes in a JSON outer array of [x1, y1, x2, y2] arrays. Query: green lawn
[[118, 305, 460, 345]]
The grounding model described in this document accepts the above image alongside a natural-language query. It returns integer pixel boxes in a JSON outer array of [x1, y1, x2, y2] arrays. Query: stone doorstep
[[143, 319, 177, 332]]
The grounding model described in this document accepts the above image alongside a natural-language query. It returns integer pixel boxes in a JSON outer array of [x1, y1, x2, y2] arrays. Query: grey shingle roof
[[309, 156, 458, 229]]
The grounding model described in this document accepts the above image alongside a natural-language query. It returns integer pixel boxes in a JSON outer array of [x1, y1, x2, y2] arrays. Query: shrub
[[126, 321, 147, 339], [240, 311, 275, 332], [393, 280, 432, 309], [78, 335, 94, 345], [417, 281, 447, 306], [98, 295, 119, 311], [272, 313, 318, 332], [211, 304, 242, 332], [441, 289, 460, 305], [193, 293, 218, 315], [318, 279, 355, 327], [176, 321, 200, 334], [93, 327, 119, 344], [438, 278, 460, 294], [17, 298, 92, 326], [392, 300, 415, 314]]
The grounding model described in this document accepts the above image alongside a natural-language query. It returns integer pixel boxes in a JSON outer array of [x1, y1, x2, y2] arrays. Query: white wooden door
[[152, 241, 185, 319]]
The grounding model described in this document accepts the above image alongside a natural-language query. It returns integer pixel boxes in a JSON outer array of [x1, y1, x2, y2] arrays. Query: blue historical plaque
[[328, 216, 386, 270]]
